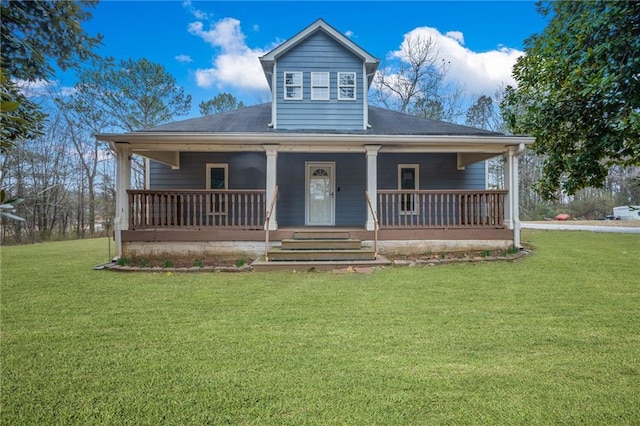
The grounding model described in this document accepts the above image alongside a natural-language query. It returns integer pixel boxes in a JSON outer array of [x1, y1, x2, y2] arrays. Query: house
[[97, 19, 533, 267]]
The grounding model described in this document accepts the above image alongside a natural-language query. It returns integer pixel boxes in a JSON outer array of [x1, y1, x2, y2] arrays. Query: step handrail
[[264, 185, 279, 262], [365, 190, 379, 258]]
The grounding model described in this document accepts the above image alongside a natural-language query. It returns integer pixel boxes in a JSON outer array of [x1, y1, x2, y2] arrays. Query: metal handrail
[[365, 190, 379, 259], [264, 185, 279, 261]]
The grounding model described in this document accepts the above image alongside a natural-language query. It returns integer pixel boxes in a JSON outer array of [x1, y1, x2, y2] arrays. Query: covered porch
[[103, 133, 531, 260], [120, 187, 514, 258]]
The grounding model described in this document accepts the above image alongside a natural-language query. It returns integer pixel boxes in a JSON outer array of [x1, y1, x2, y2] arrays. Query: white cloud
[[15, 79, 75, 98], [391, 27, 522, 96], [175, 54, 193, 63], [182, 0, 210, 20], [188, 18, 269, 90], [345, 30, 354, 38], [445, 31, 464, 45]]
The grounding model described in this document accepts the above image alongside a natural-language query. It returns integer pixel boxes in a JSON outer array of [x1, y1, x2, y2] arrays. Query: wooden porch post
[[365, 145, 381, 231], [264, 144, 279, 230], [112, 142, 131, 259]]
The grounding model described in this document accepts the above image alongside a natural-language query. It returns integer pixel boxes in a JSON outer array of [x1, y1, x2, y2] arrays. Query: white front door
[[306, 162, 335, 226]]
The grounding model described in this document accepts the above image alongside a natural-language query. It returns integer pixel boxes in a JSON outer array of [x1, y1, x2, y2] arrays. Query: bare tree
[[371, 33, 466, 121]]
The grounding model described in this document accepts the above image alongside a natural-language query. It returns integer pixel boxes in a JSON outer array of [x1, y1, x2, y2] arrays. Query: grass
[[1, 231, 639, 424]]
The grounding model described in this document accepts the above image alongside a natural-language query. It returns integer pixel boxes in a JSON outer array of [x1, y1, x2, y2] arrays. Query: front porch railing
[[127, 189, 266, 229], [377, 190, 507, 228]]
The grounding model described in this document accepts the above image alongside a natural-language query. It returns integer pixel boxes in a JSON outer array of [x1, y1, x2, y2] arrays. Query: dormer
[[260, 19, 380, 131]]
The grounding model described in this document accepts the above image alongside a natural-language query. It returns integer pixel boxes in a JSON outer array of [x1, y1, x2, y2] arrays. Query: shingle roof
[[142, 103, 502, 137]]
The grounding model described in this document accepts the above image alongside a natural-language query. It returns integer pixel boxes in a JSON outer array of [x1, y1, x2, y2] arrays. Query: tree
[[70, 58, 192, 132], [63, 58, 191, 188], [502, 1, 640, 199], [199, 93, 245, 115], [466, 95, 499, 131], [371, 33, 465, 121], [465, 94, 505, 189], [0, 0, 101, 152]]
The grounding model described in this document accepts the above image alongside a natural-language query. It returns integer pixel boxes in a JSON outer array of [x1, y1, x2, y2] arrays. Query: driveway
[[521, 222, 640, 234]]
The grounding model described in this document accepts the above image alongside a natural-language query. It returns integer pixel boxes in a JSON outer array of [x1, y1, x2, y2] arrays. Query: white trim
[[337, 72, 356, 100], [398, 164, 419, 215], [362, 62, 368, 129], [271, 62, 277, 128], [144, 157, 151, 189], [485, 160, 489, 190], [259, 19, 379, 65], [98, 132, 535, 147], [365, 145, 381, 230], [264, 145, 279, 230], [305, 161, 335, 226], [284, 71, 303, 100], [110, 142, 131, 258], [311, 72, 330, 100]]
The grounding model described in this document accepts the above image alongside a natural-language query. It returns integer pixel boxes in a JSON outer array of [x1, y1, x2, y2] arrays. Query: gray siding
[[149, 153, 266, 190], [377, 154, 486, 190], [149, 152, 485, 227], [275, 31, 365, 130]]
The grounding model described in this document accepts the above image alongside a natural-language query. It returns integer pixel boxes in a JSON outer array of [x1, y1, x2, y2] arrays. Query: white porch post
[[112, 143, 131, 258], [365, 145, 381, 231], [512, 144, 524, 248], [503, 148, 514, 231], [504, 145, 524, 248], [264, 144, 279, 230]]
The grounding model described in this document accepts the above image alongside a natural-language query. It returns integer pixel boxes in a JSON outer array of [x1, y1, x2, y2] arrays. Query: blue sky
[[75, 1, 549, 118]]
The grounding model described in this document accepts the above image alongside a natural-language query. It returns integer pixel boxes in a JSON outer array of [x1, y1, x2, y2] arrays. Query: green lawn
[[1, 231, 638, 425]]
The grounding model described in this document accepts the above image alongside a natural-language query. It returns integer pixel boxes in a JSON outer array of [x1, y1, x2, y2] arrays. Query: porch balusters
[[377, 190, 507, 229], [127, 190, 266, 230]]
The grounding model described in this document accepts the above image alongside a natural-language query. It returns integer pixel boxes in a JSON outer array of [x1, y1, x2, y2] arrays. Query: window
[[284, 71, 303, 100], [311, 72, 329, 100], [206, 163, 228, 214], [398, 164, 419, 213], [338, 72, 356, 100]]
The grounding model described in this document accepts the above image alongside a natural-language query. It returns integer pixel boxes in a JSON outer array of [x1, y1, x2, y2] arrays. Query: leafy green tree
[[1, 71, 45, 153], [0, 0, 101, 152], [61, 58, 191, 188], [199, 93, 245, 116], [68, 58, 192, 131], [502, 1, 640, 199]]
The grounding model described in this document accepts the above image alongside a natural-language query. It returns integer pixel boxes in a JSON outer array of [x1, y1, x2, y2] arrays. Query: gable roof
[[139, 103, 502, 137], [259, 18, 380, 87]]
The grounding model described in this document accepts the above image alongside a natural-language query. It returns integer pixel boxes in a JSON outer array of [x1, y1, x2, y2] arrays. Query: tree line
[[1, 0, 638, 244]]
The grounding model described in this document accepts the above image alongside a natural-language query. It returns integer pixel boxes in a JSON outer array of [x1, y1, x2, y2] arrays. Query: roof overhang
[[100, 132, 534, 168]]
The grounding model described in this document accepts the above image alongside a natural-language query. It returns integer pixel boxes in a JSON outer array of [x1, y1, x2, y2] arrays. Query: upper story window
[[338, 72, 356, 100], [311, 72, 329, 100], [284, 71, 303, 100]]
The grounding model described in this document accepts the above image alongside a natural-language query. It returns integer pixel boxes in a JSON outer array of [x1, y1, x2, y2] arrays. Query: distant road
[[521, 222, 640, 234]]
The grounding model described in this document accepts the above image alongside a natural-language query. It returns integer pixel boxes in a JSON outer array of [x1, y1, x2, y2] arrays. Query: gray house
[[98, 19, 533, 267]]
